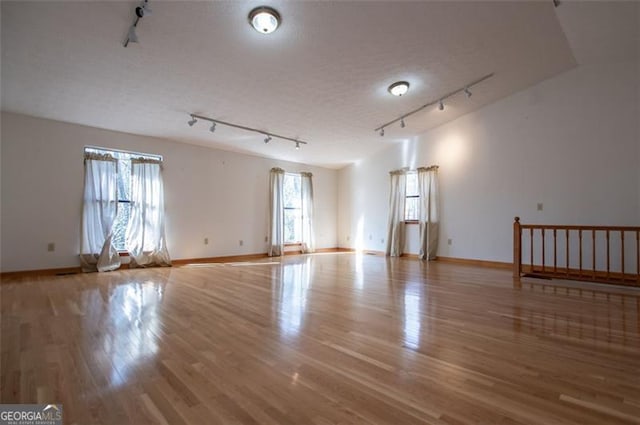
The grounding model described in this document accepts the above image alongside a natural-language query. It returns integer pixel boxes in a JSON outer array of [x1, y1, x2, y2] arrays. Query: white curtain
[[386, 170, 407, 257], [126, 158, 171, 267], [300, 172, 315, 253], [418, 166, 439, 260], [268, 167, 285, 256], [80, 153, 121, 272]]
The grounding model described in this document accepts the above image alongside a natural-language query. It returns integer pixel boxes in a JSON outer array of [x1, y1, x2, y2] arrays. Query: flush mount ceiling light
[[249, 6, 281, 34], [388, 81, 410, 97]]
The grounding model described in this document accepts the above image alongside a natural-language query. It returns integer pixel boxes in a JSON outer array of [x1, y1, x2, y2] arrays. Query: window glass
[[283, 173, 302, 242], [405, 172, 419, 221]]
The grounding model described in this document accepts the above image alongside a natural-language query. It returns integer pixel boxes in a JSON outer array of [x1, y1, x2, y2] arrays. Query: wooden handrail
[[513, 217, 639, 287], [520, 224, 638, 231]]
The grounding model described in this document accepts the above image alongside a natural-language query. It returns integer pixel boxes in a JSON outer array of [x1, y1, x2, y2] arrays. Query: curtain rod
[[84, 145, 163, 161]]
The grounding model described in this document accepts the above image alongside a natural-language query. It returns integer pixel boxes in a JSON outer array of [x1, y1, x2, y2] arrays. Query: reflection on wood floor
[[2, 253, 639, 424]]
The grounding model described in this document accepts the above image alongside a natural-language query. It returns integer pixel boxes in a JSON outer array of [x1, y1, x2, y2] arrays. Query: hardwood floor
[[2, 253, 639, 424]]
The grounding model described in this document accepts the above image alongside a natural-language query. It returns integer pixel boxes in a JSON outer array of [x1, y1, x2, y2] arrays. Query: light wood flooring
[[2, 253, 639, 424]]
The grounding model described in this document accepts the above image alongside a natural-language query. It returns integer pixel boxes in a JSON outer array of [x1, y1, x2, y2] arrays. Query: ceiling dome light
[[249, 6, 281, 34], [388, 81, 410, 97]]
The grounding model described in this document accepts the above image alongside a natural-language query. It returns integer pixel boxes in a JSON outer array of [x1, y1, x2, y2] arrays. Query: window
[[283, 173, 302, 243], [84, 147, 161, 251], [405, 171, 419, 221]]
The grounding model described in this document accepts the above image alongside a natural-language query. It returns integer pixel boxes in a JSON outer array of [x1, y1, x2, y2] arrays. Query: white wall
[[0, 113, 338, 272], [338, 61, 639, 265]]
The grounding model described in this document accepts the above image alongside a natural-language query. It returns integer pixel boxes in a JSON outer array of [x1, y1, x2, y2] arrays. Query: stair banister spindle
[[621, 231, 625, 280], [606, 230, 610, 281], [565, 229, 570, 277], [578, 230, 583, 279], [553, 229, 557, 274], [542, 229, 546, 273], [592, 230, 596, 280]]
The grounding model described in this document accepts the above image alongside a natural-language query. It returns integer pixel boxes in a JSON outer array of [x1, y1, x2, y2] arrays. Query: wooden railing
[[513, 217, 640, 287]]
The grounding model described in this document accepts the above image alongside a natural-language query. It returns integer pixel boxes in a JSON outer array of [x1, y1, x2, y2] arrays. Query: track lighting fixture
[[188, 113, 308, 149], [124, 0, 151, 47], [374, 73, 494, 135], [249, 6, 281, 34]]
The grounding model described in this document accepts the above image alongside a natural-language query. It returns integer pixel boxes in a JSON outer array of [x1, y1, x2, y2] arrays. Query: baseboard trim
[[436, 256, 512, 270], [0, 266, 83, 279], [1, 248, 353, 280]]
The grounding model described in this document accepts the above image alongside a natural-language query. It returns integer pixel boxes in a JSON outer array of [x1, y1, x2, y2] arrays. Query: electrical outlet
[[380, 238, 384, 244], [369, 234, 372, 240], [448, 238, 452, 245], [537, 202, 543, 211], [264, 236, 268, 242], [47, 242, 55, 252], [346, 235, 350, 241], [239, 240, 243, 246], [204, 237, 209, 245]]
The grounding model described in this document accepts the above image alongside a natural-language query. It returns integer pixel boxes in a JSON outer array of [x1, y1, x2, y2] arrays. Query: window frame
[[83, 146, 162, 253]]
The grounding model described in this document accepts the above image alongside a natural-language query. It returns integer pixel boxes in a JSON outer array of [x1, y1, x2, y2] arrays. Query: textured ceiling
[[1, 1, 578, 169]]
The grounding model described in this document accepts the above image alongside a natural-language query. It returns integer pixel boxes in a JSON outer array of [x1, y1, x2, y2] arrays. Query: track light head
[[295, 141, 300, 150], [127, 26, 139, 43], [141, 0, 152, 16], [209, 122, 216, 133], [187, 117, 197, 127], [400, 118, 406, 128], [264, 135, 272, 144], [464, 87, 472, 98], [438, 100, 444, 111], [380, 128, 385, 137]]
